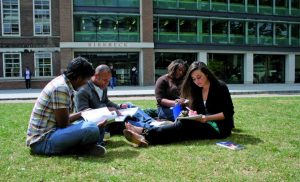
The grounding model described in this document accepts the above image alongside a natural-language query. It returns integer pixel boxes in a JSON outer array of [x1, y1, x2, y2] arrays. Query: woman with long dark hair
[[123, 61, 235, 146]]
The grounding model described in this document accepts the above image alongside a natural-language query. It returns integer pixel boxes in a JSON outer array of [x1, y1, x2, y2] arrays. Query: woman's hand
[[188, 109, 207, 123], [175, 98, 185, 104]]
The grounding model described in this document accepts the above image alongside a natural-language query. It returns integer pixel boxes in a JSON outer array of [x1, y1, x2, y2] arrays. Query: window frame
[[34, 52, 53, 77], [33, 0, 52, 36], [3, 53, 22, 78], [1, 0, 21, 36]]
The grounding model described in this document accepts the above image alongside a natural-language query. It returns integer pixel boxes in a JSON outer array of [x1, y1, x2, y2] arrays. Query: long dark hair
[[180, 61, 219, 109], [167, 59, 188, 80]]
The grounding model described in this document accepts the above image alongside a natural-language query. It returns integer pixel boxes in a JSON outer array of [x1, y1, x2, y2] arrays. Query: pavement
[[1, 84, 300, 101]]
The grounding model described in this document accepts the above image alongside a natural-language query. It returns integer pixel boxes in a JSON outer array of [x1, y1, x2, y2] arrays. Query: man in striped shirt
[[26, 57, 106, 156]]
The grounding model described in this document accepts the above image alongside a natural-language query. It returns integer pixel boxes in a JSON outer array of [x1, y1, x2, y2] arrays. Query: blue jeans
[[30, 120, 105, 155], [157, 107, 174, 121], [128, 108, 155, 129], [109, 77, 116, 88]]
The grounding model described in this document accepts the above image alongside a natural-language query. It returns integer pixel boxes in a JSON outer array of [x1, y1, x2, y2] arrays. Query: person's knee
[[82, 122, 100, 141]]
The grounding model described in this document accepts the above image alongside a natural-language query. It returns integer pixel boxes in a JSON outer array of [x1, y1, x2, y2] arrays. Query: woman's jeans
[[128, 108, 156, 129], [30, 120, 105, 155], [157, 107, 174, 121]]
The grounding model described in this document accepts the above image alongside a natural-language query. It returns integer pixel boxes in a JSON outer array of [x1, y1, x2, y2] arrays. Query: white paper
[[81, 107, 117, 123], [115, 107, 139, 122]]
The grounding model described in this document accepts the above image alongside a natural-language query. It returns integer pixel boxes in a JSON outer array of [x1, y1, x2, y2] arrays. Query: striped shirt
[[26, 75, 74, 146]]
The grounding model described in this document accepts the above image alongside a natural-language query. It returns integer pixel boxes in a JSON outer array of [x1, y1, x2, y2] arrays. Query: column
[[197, 51, 207, 64], [285, 53, 295, 84], [59, 0, 73, 71], [140, 0, 154, 85], [244, 53, 253, 84]]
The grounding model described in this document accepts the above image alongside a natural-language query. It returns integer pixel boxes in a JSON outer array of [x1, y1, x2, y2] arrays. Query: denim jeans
[[157, 107, 174, 121], [109, 77, 116, 88], [128, 108, 155, 129], [30, 120, 105, 155]]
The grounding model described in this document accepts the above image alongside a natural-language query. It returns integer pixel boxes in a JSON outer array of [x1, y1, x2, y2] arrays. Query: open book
[[81, 107, 139, 124], [81, 107, 117, 124], [115, 107, 139, 122], [177, 114, 203, 120]]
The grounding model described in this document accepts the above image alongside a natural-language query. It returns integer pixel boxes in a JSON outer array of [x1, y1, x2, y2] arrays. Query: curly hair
[[167, 59, 189, 80], [64, 57, 95, 80]]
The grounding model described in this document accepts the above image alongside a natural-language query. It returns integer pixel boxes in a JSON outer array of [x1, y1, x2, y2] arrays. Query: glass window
[[259, 0, 272, 14], [291, 24, 300, 46], [179, 18, 197, 42], [295, 55, 300, 83], [247, 0, 257, 13], [230, 21, 245, 44], [253, 54, 285, 83], [3, 53, 21, 77], [198, 0, 210, 10], [248, 22, 257, 44], [74, 14, 140, 42], [155, 0, 177, 9], [212, 20, 228, 43], [179, 0, 197, 10], [35, 53, 52, 77], [158, 17, 178, 42], [34, 0, 51, 36], [75, 52, 139, 86], [258, 22, 273, 45], [118, 16, 139, 41], [275, 23, 288, 46], [201, 19, 210, 43], [212, 0, 227, 12], [275, 0, 288, 15], [291, 0, 300, 16], [1, 0, 20, 36], [208, 53, 244, 84], [73, 0, 139, 7], [230, 0, 245, 13], [100, 16, 117, 41], [155, 52, 196, 80]]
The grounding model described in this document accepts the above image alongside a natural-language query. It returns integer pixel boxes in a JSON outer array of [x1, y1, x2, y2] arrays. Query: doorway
[[75, 52, 139, 86]]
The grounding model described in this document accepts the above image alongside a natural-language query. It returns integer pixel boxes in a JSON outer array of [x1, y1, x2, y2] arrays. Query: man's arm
[[53, 108, 70, 128], [75, 88, 91, 111], [54, 109, 83, 128]]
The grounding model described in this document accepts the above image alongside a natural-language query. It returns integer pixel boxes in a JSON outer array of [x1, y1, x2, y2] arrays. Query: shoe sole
[[88, 145, 106, 156], [123, 129, 148, 147]]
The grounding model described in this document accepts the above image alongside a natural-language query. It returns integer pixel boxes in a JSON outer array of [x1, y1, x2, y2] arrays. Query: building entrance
[[75, 52, 139, 86]]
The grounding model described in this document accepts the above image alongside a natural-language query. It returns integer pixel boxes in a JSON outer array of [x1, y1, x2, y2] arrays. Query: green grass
[[0, 97, 299, 181]]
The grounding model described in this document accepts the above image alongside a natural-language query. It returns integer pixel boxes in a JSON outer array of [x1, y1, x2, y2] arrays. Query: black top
[[193, 81, 235, 134]]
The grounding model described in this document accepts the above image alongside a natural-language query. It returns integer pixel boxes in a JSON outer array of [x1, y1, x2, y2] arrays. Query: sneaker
[[87, 144, 106, 156]]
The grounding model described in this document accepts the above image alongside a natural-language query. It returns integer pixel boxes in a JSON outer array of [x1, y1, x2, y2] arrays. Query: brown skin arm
[[54, 108, 83, 128]]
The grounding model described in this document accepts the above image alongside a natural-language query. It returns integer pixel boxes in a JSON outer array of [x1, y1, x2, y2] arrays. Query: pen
[[186, 106, 192, 111]]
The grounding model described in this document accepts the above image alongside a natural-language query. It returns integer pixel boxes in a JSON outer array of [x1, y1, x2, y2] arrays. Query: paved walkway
[[0, 84, 300, 100]]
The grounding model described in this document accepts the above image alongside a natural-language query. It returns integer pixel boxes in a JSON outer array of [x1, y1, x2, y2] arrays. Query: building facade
[[0, 0, 299, 89]]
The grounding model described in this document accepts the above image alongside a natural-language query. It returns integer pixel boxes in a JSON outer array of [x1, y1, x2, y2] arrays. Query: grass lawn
[[0, 97, 299, 181]]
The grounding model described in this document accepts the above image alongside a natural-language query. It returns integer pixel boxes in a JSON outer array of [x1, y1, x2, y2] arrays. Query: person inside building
[[130, 66, 138, 85], [75, 64, 156, 137], [109, 64, 117, 89], [26, 57, 107, 156], [123, 61, 235, 147], [24, 66, 32, 89], [155, 59, 189, 121]]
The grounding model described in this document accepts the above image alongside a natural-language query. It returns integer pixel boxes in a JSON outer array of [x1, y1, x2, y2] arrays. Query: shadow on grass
[[228, 133, 263, 145], [159, 128, 263, 147], [30, 148, 141, 163]]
